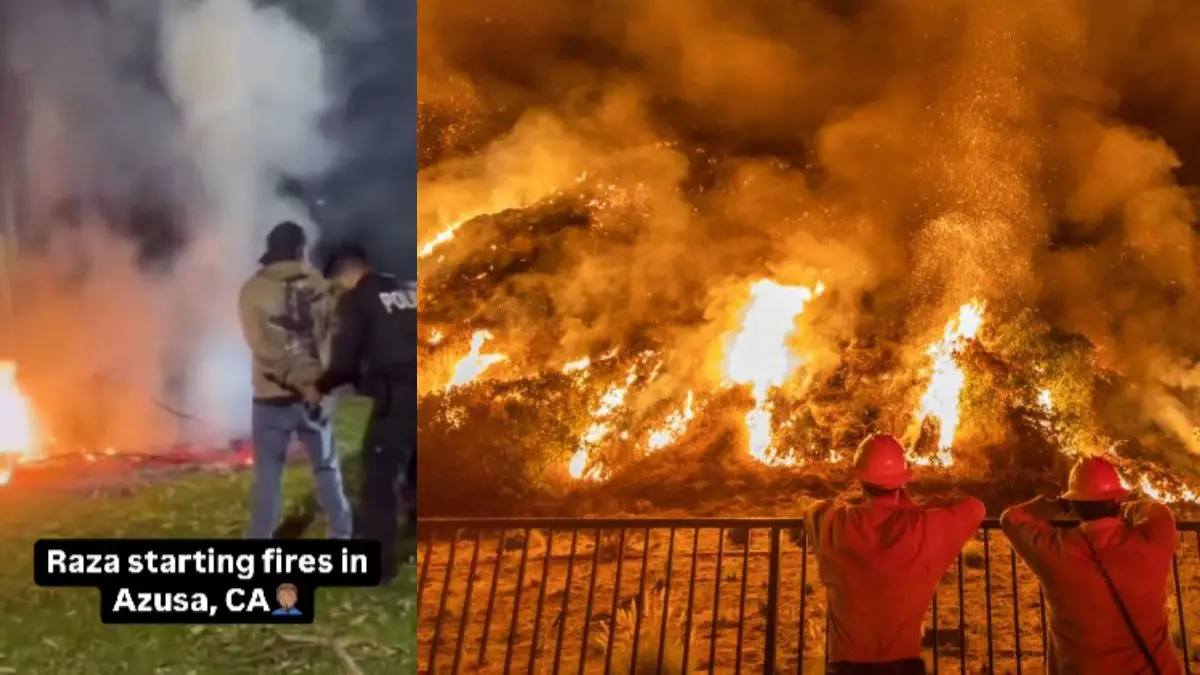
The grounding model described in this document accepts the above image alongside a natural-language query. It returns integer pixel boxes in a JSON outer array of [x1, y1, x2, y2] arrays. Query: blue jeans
[[248, 402, 353, 539]]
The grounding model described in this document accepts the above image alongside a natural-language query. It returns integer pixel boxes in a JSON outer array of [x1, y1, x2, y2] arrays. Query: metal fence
[[416, 517, 1200, 674]]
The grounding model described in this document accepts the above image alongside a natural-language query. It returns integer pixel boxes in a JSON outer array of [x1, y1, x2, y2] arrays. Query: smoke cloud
[[0, 0, 369, 447], [417, 0, 1200, 456]]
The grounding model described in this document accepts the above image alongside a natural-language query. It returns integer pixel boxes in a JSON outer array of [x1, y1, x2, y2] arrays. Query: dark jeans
[[827, 659, 927, 675], [357, 398, 413, 578]]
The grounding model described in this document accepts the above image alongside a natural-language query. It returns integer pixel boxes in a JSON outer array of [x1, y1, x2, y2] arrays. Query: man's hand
[[299, 384, 321, 406]]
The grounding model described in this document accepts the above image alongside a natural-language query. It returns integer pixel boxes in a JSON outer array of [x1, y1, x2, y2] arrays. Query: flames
[[723, 280, 825, 465], [646, 391, 695, 452], [418, 221, 464, 260], [914, 300, 986, 466], [428, 281, 1200, 503], [568, 364, 639, 480], [1133, 474, 1199, 504], [0, 362, 37, 485], [446, 331, 507, 389], [563, 278, 825, 477]]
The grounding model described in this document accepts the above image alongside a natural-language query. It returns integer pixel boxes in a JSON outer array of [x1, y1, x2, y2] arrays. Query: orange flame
[[723, 280, 824, 465], [0, 362, 38, 485], [569, 365, 639, 480], [914, 300, 985, 466], [446, 331, 507, 389], [646, 391, 696, 452]]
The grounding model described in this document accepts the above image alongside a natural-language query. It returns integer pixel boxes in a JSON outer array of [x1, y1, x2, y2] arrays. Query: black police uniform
[[315, 269, 417, 579]]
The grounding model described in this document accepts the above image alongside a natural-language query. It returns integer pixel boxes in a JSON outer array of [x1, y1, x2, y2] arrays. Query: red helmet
[[854, 433, 912, 489], [1062, 456, 1128, 501]]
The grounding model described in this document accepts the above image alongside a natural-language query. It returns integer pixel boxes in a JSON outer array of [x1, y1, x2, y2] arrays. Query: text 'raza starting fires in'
[[33, 539, 381, 624]]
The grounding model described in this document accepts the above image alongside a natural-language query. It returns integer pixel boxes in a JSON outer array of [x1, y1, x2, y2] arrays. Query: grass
[[0, 396, 414, 675]]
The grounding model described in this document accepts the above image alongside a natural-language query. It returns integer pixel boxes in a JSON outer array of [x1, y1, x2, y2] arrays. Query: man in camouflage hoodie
[[237, 221, 352, 539]]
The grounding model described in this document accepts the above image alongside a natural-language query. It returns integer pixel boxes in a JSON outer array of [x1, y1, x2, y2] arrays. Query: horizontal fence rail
[[416, 518, 1200, 674]]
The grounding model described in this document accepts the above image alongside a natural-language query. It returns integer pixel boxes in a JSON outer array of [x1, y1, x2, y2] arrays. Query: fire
[[562, 357, 591, 374], [568, 447, 590, 479], [723, 280, 825, 465], [646, 391, 696, 452], [568, 365, 639, 480], [418, 221, 465, 259], [0, 362, 37, 485], [915, 300, 986, 466], [1125, 473, 1200, 505], [1037, 388, 1053, 411], [446, 331, 507, 389]]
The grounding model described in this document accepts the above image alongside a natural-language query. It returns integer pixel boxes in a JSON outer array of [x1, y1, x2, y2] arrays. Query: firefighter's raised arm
[[1000, 495, 1062, 564]]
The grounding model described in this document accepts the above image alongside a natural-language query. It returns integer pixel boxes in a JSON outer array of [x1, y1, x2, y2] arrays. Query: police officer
[[303, 244, 417, 585]]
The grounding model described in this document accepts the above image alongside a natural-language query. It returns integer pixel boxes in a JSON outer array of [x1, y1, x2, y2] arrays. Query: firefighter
[[303, 244, 416, 585], [806, 433, 986, 675], [1001, 456, 1182, 674]]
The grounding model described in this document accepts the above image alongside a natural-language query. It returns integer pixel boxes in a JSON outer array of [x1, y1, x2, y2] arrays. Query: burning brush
[[0, 362, 38, 485], [419, 251, 1200, 504]]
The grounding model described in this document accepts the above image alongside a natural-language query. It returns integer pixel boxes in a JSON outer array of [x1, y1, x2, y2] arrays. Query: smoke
[[1, 0, 345, 446], [319, 0, 417, 279], [162, 0, 337, 435], [417, 0, 1200, 453]]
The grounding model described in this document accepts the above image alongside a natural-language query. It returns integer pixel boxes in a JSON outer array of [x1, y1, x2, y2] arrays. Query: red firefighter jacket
[[806, 492, 986, 664], [1001, 498, 1183, 675]]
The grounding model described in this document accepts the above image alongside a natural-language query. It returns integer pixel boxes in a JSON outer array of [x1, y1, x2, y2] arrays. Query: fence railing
[[416, 517, 1200, 674]]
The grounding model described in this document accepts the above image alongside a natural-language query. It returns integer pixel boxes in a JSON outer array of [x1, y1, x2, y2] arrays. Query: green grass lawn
[[0, 396, 414, 675]]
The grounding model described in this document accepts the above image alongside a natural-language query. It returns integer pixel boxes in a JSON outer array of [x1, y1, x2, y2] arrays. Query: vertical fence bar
[[417, 531, 435, 613], [502, 529, 533, 675], [1010, 546, 1021, 675], [480, 529, 507, 665], [1038, 586, 1047, 670], [629, 528, 653, 675], [983, 532, 994, 675], [657, 528, 678, 674], [578, 529, 603, 673], [429, 528, 461, 673], [551, 529, 580, 675], [735, 530, 751, 674], [683, 528, 700, 674], [709, 528, 726, 675], [527, 531, 555, 674], [798, 529, 808, 675], [604, 529, 628, 675], [452, 530, 483, 674], [1173, 553, 1191, 675], [765, 527, 781, 675], [957, 553, 967, 673]]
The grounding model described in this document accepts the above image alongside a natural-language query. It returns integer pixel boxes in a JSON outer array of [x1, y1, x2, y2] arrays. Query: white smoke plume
[[1, 0, 340, 448], [163, 0, 337, 437]]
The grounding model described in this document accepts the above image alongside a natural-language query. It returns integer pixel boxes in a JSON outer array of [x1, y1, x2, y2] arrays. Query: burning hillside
[[416, 0, 1200, 515]]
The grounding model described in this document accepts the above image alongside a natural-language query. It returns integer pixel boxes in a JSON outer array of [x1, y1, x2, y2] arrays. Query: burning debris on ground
[[417, 0, 1200, 516]]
